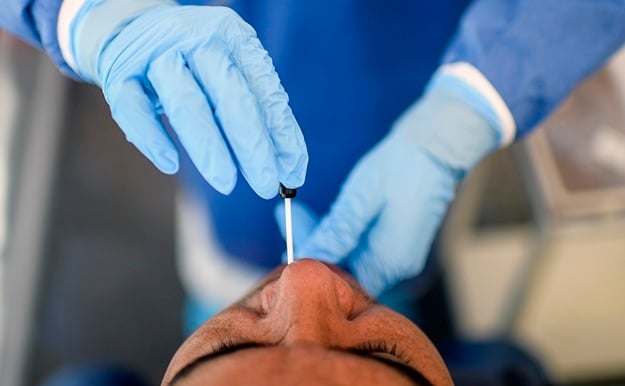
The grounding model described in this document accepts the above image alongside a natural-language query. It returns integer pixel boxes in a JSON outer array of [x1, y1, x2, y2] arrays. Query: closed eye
[[169, 340, 266, 385], [168, 339, 431, 386], [346, 340, 432, 385]]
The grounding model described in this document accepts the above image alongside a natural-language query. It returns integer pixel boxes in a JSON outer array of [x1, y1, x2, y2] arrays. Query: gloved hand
[[62, 0, 307, 198], [276, 71, 507, 296]]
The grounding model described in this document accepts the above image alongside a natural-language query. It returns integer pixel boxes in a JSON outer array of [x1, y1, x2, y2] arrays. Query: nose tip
[[281, 259, 354, 314], [269, 259, 355, 344]]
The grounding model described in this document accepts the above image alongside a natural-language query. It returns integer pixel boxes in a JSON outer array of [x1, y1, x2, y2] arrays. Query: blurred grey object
[[0, 34, 184, 386], [521, 52, 625, 223], [1, 32, 66, 386], [0, 31, 19, 380]]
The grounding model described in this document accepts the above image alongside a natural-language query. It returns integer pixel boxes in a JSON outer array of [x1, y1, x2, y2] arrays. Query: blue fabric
[[1, 0, 43, 47], [444, 0, 625, 137], [1, 0, 76, 76]]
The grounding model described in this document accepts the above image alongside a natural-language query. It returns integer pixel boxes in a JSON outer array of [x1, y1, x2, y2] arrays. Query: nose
[[266, 259, 356, 345]]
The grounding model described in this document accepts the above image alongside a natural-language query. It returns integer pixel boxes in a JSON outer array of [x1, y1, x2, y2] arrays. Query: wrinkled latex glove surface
[[70, 1, 307, 198], [276, 82, 502, 296]]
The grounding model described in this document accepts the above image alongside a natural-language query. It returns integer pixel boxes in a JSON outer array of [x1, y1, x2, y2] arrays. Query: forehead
[[178, 346, 415, 386]]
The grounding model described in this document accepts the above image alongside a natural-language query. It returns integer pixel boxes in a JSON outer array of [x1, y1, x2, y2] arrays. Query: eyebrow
[[169, 345, 433, 386]]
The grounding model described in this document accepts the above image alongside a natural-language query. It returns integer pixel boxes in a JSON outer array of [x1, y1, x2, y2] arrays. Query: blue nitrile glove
[[65, 0, 307, 198], [276, 72, 506, 296]]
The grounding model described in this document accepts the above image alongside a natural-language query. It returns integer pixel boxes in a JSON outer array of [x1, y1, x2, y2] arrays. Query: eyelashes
[[351, 340, 412, 364], [210, 338, 411, 365], [170, 338, 419, 385], [211, 338, 263, 356], [168, 339, 266, 383]]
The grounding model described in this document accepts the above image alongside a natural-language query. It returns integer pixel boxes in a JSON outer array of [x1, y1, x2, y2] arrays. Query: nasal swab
[[279, 184, 296, 264]]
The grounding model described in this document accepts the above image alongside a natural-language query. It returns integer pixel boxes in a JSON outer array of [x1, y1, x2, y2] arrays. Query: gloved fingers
[[147, 52, 237, 195], [234, 36, 308, 188], [274, 201, 320, 247], [187, 48, 280, 199], [106, 79, 179, 174], [297, 162, 384, 264]]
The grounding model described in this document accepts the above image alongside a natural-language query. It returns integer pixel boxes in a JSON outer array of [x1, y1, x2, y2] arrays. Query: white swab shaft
[[285, 197, 294, 264]]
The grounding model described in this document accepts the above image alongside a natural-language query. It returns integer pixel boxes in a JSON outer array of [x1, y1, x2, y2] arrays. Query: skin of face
[[161, 259, 453, 386]]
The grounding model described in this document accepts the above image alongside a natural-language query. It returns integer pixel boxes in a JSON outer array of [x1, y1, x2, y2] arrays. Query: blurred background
[[1, 30, 624, 385], [0, 32, 184, 385]]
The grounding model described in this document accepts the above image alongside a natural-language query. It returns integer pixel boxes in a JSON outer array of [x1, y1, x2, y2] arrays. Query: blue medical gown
[[2, 0, 625, 268]]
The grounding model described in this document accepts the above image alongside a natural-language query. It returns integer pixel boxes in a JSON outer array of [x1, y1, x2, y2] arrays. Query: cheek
[[347, 309, 451, 383], [348, 307, 434, 353], [164, 308, 279, 383], [351, 307, 397, 328], [222, 308, 289, 346]]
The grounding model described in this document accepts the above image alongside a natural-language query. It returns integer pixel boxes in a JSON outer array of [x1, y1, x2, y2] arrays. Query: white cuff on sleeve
[[439, 62, 516, 146], [57, 0, 88, 72]]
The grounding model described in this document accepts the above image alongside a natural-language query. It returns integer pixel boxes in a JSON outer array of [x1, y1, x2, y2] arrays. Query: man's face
[[162, 259, 452, 386]]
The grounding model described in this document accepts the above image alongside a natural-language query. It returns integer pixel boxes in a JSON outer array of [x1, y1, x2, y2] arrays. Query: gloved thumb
[[274, 200, 320, 257]]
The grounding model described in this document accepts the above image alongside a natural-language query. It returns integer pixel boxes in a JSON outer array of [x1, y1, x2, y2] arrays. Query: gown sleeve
[[0, 0, 79, 75], [443, 0, 625, 138]]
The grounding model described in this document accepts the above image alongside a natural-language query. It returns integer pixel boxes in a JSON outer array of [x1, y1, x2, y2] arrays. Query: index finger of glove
[[297, 162, 384, 264], [233, 30, 308, 188], [147, 52, 238, 195]]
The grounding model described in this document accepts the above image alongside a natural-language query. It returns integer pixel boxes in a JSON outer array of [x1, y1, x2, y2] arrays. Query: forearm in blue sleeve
[[0, 0, 75, 75], [443, 0, 625, 138]]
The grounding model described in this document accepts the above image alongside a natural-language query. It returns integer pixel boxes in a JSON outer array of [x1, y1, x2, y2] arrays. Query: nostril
[[334, 276, 355, 319], [259, 282, 278, 317]]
